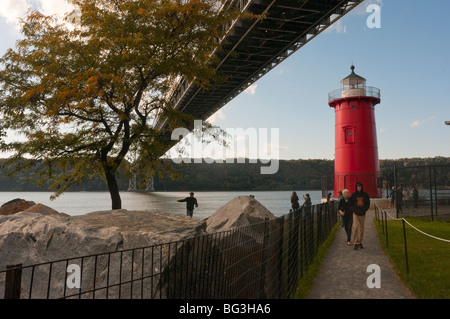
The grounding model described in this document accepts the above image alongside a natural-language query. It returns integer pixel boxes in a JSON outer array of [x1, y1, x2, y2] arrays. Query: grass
[[293, 222, 340, 299], [375, 216, 450, 299]]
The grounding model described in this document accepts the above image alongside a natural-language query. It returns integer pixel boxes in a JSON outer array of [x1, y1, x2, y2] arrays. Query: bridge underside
[[165, 0, 363, 121], [153, 0, 363, 158]]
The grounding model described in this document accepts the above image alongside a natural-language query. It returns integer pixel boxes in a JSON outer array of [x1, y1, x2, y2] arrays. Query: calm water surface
[[0, 190, 323, 219]]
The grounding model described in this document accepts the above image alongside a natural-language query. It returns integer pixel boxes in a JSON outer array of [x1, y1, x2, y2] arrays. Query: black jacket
[[338, 198, 353, 220], [350, 183, 370, 216], [179, 197, 198, 210]]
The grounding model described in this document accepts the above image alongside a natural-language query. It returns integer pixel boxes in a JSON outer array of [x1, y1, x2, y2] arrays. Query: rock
[[205, 195, 276, 233], [0, 209, 206, 298], [0, 199, 36, 216], [198, 196, 276, 298], [22, 203, 70, 217]]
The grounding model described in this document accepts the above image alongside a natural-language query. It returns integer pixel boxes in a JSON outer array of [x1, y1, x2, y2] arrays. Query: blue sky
[[1, 0, 449, 161]]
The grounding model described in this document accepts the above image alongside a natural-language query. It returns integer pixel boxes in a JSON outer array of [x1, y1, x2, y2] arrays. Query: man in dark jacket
[[350, 182, 370, 250], [177, 192, 198, 217]]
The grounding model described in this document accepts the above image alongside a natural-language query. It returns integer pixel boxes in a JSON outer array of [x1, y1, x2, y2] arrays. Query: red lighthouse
[[328, 65, 381, 198]]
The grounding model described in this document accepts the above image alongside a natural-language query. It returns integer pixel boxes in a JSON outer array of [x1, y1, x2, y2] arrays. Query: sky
[[0, 0, 449, 161]]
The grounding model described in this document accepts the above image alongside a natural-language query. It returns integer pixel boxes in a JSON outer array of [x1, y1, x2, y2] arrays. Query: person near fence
[[338, 190, 344, 227], [350, 182, 370, 250], [396, 186, 404, 215], [389, 186, 395, 208], [291, 191, 300, 211], [403, 187, 410, 208], [302, 193, 312, 209], [338, 189, 353, 246], [412, 186, 419, 208], [177, 192, 198, 217]]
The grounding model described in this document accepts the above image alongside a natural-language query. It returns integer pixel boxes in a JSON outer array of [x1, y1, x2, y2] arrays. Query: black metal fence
[[393, 164, 450, 220], [1, 202, 338, 299]]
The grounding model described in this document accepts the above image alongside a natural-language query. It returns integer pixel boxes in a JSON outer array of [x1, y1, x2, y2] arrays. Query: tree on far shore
[[0, 0, 247, 209]]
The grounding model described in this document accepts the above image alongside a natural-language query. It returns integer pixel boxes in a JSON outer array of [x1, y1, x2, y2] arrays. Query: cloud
[[378, 127, 388, 133], [410, 115, 436, 129], [326, 20, 347, 34], [410, 120, 425, 129], [207, 109, 227, 124], [0, 0, 74, 30], [0, 0, 29, 26], [244, 84, 257, 95]]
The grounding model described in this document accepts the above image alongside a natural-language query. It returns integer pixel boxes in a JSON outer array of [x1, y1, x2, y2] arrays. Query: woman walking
[[338, 189, 353, 246]]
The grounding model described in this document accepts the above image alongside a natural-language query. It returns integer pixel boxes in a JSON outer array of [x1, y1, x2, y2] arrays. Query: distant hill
[[0, 157, 448, 192]]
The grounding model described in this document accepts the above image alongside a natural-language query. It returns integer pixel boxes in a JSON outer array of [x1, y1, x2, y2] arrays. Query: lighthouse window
[[352, 105, 356, 109], [344, 128, 355, 143]]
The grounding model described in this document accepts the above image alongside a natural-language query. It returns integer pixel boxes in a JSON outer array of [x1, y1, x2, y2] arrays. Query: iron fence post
[[429, 166, 434, 221], [433, 166, 438, 217], [4, 264, 22, 299], [258, 218, 269, 299], [402, 219, 409, 274], [384, 210, 388, 247], [394, 165, 398, 219]]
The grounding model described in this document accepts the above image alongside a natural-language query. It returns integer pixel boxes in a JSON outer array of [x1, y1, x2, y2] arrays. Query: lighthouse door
[[344, 174, 356, 193]]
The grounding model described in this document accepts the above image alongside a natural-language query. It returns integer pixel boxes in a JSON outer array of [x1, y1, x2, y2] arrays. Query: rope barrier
[[377, 206, 450, 243], [401, 218, 450, 243]]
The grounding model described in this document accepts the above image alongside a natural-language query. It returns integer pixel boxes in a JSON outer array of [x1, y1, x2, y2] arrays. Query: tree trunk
[[104, 165, 122, 210]]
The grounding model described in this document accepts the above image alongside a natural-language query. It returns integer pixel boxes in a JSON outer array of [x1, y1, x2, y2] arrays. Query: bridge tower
[[328, 65, 381, 197]]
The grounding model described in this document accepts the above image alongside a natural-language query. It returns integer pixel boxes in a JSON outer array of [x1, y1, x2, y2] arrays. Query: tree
[[0, 0, 245, 209]]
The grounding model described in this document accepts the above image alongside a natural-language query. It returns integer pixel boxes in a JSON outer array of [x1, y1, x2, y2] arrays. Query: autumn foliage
[[0, 0, 245, 209]]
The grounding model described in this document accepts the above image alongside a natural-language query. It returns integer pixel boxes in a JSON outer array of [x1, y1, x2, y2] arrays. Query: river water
[[0, 190, 323, 219]]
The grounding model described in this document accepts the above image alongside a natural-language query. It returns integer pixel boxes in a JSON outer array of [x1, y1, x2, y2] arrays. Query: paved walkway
[[307, 210, 415, 299]]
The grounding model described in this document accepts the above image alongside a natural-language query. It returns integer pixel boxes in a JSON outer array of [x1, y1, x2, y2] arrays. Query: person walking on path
[[177, 192, 198, 217], [338, 189, 353, 246], [291, 191, 300, 211], [350, 182, 370, 250]]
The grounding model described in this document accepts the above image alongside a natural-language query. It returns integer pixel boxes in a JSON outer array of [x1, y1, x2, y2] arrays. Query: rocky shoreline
[[0, 196, 275, 298]]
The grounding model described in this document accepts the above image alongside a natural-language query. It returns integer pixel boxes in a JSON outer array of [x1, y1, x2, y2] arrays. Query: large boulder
[[205, 195, 276, 233], [197, 196, 277, 298], [0, 199, 36, 216], [22, 203, 70, 217], [0, 209, 206, 298]]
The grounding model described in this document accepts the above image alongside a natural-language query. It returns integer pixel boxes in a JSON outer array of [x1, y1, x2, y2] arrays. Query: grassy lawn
[[293, 222, 340, 299], [375, 217, 450, 299]]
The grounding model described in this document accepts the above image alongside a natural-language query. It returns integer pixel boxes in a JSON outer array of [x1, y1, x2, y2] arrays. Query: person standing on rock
[[177, 192, 198, 217], [350, 182, 370, 250], [291, 191, 300, 211], [338, 189, 353, 246], [302, 194, 312, 208]]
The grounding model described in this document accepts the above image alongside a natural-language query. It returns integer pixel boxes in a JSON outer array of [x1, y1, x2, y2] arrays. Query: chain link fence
[[392, 164, 450, 220]]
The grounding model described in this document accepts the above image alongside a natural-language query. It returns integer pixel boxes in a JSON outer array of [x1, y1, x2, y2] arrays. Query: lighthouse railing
[[328, 86, 380, 102]]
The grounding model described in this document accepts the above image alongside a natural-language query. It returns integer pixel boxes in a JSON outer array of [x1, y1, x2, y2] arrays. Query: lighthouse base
[[334, 172, 382, 198]]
